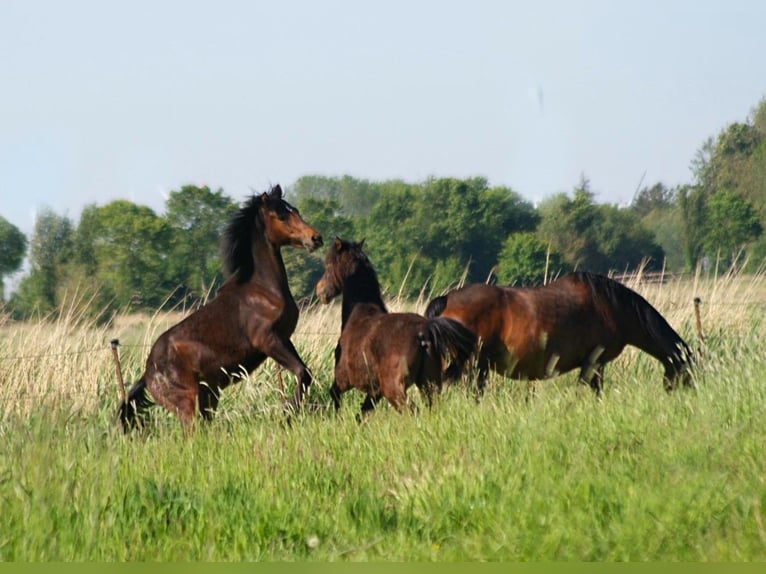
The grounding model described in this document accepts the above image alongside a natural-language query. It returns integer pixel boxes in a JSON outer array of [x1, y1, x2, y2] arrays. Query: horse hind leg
[[471, 357, 491, 401], [329, 381, 343, 412], [146, 369, 198, 436], [355, 393, 379, 423], [423, 361, 445, 409], [360, 393, 377, 414], [118, 376, 154, 433], [198, 383, 220, 422], [380, 375, 410, 414]]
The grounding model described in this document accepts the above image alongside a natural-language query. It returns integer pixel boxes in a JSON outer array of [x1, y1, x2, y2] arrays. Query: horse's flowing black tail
[[424, 295, 448, 319], [425, 317, 477, 378], [117, 376, 154, 433]]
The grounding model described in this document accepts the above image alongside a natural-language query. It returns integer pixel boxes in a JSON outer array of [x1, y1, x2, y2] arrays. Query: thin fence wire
[[3, 301, 763, 363], [1, 282, 764, 413]]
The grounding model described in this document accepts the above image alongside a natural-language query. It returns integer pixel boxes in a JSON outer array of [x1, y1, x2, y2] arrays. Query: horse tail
[[422, 317, 477, 379], [424, 294, 448, 318], [117, 376, 153, 432]]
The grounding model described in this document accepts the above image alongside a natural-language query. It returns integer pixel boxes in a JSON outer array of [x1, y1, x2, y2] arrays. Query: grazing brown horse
[[118, 185, 323, 433], [316, 238, 477, 416], [425, 271, 693, 395]]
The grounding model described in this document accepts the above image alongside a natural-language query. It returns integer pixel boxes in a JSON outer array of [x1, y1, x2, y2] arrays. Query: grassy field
[[1, 272, 765, 560]]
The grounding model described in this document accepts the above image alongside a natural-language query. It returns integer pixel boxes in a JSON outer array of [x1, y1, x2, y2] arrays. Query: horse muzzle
[[315, 279, 335, 304], [305, 233, 323, 253]]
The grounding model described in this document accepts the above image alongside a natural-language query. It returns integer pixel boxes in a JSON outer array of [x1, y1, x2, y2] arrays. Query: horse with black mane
[[118, 184, 323, 433], [316, 238, 477, 416], [425, 271, 694, 395]]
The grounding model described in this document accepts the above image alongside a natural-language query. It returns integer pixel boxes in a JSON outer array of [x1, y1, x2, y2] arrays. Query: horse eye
[[277, 203, 297, 221]]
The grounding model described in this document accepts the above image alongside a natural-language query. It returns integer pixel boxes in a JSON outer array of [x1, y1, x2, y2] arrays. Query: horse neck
[[614, 286, 690, 371], [249, 234, 291, 295], [340, 268, 387, 329]]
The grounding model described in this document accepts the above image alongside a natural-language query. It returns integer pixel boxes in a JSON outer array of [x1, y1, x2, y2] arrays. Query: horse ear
[[358, 238, 366, 249], [270, 184, 283, 199], [259, 192, 270, 204], [334, 237, 344, 251]]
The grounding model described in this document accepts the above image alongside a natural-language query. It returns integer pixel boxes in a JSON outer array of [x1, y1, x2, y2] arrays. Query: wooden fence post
[[693, 297, 705, 343], [110, 338, 127, 406]]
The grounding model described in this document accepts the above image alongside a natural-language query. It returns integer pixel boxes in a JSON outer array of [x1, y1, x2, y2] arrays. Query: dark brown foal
[[316, 238, 476, 417]]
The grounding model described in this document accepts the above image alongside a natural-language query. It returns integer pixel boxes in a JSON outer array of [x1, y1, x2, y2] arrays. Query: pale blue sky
[[1, 0, 764, 235]]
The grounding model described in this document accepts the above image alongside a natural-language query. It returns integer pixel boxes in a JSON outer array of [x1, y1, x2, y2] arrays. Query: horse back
[[436, 280, 624, 378], [434, 284, 509, 340], [519, 278, 625, 373]]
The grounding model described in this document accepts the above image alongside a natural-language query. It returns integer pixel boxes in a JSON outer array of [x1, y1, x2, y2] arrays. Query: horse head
[[316, 237, 368, 304], [259, 184, 323, 252]]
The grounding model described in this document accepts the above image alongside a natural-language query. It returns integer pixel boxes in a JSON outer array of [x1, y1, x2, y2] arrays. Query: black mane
[[330, 239, 388, 327], [344, 255, 387, 312], [574, 271, 691, 366], [220, 190, 269, 282]]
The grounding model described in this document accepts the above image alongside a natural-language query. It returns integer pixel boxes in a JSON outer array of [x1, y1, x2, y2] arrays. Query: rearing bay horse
[[425, 271, 693, 395], [118, 185, 323, 433], [316, 238, 476, 416]]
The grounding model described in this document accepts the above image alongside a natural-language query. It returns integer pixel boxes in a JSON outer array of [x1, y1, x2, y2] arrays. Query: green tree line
[[2, 98, 765, 321]]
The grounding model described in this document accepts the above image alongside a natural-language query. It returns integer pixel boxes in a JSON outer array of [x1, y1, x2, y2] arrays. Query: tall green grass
[[1, 274, 765, 560]]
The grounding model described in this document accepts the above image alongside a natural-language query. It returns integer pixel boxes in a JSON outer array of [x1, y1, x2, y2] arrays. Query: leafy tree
[[496, 232, 564, 286], [690, 136, 716, 191], [407, 177, 537, 286], [741, 142, 766, 215], [538, 176, 664, 273], [355, 183, 426, 294], [476, 184, 540, 262], [164, 185, 237, 298], [291, 196, 355, 242], [734, 99, 766, 215], [73, 200, 174, 313], [537, 177, 604, 270], [8, 208, 73, 317], [706, 123, 762, 201], [0, 216, 27, 302], [691, 110, 766, 215], [350, 177, 537, 296], [291, 175, 380, 217], [753, 97, 766, 136], [640, 205, 685, 271], [703, 189, 762, 266], [336, 175, 380, 217], [631, 182, 675, 217], [744, 236, 766, 273], [677, 185, 707, 270], [416, 177, 490, 267], [685, 115, 765, 270], [594, 205, 665, 272]]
